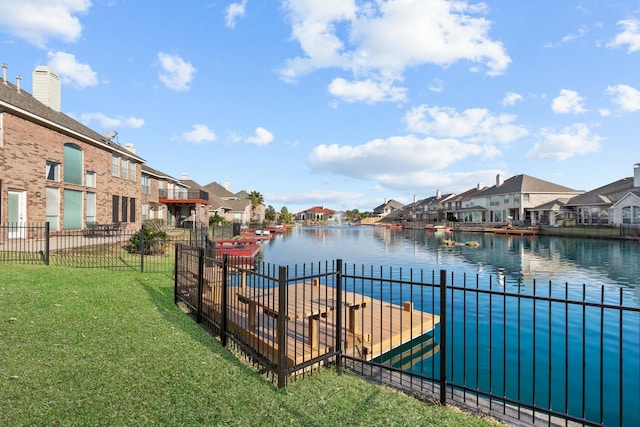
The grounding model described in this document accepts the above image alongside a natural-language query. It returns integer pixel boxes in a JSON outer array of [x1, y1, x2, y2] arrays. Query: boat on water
[[265, 224, 290, 234], [214, 238, 262, 261], [491, 226, 539, 236], [386, 224, 403, 230]]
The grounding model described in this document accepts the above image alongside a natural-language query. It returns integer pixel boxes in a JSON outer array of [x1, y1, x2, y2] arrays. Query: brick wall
[[0, 111, 142, 229]]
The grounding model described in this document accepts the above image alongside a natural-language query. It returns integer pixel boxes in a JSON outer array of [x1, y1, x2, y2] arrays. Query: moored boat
[[215, 238, 262, 261]]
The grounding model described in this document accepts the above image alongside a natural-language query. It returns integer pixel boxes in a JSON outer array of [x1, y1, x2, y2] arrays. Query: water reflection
[[260, 226, 639, 306]]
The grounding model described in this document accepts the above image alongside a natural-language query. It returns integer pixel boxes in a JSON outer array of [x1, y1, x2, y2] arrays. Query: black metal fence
[[0, 222, 230, 272], [175, 247, 640, 427]]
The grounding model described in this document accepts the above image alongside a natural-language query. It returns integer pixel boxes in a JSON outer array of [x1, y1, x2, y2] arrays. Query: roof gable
[[567, 177, 635, 206], [480, 174, 581, 196]]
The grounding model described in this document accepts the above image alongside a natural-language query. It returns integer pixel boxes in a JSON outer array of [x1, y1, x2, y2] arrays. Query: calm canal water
[[258, 226, 639, 426]]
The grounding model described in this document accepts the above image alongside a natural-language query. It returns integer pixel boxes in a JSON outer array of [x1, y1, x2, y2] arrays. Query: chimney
[[413, 195, 417, 203], [124, 143, 136, 154], [32, 66, 61, 111], [2, 64, 6, 85], [224, 179, 230, 190], [477, 183, 482, 191], [384, 198, 387, 204], [635, 163, 640, 188], [181, 172, 189, 180], [16, 74, 21, 93], [496, 173, 504, 187], [436, 189, 441, 199]]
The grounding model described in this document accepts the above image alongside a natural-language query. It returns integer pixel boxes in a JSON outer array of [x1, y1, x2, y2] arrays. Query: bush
[[129, 226, 169, 255]]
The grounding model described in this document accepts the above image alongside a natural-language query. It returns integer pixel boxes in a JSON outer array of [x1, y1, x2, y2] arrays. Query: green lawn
[[0, 264, 501, 426]]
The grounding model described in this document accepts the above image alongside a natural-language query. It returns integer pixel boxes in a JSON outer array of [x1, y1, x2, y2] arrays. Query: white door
[[8, 190, 26, 238]]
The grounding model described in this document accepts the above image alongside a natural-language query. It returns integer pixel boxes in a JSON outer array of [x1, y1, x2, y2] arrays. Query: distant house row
[[0, 64, 262, 236], [374, 166, 640, 226]]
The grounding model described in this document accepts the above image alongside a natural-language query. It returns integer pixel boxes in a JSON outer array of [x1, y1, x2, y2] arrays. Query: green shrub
[[129, 226, 169, 255]]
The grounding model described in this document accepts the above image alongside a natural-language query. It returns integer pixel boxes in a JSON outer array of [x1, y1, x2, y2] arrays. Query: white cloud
[[182, 124, 217, 143], [607, 84, 640, 112], [328, 77, 407, 103], [280, 0, 510, 103], [527, 123, 603, 161], [608, 18, 640, 53], [245, 127, 274, 145], [404, 105, 528, 144], [0, 0, 90, 48], [79, 112, 144, 129], [225, 0, 247, 29], [502, 91, 523, 106], [309, 135, 485, 181], [157, 52, 197, 91], [551, 89, 587, 114], [47, 51, 98, 88], [428, 79, 445, 93]]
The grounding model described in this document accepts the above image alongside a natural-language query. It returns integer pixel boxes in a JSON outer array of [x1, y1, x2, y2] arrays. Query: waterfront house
[[0, 64, 145, 233], [449, 184, 489, 223], [476, 174, 583, 225], [140, 164, 184, 224], [203, 180, 263, 224], [295, 206, 335, 222], [567, 163, 640, 225], [373, 199, 404, 217]]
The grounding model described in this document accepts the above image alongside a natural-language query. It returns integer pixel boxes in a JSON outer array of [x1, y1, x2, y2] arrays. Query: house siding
[[1, 111, 141, 229]]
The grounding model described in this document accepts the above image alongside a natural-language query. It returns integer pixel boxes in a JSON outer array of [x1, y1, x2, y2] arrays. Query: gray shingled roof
[[203, 181, 237, 198], [480, 174, 581, 196], [0, 79, 144, 162], [566, 177, 635, 206]]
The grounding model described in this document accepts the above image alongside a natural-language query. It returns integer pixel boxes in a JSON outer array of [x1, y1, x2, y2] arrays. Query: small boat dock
[[198, 277, 440, 369]]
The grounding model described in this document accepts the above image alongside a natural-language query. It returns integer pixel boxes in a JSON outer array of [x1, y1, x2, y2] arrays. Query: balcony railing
[[159, 189, 209, 202]]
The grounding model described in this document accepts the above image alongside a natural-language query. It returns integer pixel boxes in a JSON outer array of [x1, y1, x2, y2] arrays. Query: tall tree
[[247, 190, 264, 221], [280, 206, 293, 224], [265, 205, 276, 222]]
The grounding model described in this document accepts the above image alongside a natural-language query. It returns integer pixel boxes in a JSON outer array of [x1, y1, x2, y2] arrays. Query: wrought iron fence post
[[196, 247, 204, 323], [335, 259, 343, 372], [174, 243, 180, 304], [44, 222, 50, 266], [277, 265, 288, 388], [140, 224, 145, 273], [439, 269, 447, 405], [221, 254, 229, 347]]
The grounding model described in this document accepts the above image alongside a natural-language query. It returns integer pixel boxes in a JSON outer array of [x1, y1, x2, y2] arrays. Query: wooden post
[[403, 301, 413, 312]]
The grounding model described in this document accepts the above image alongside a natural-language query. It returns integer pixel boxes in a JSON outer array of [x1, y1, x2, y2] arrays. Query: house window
[[86, 192, 96, 224], [129, 198, 136, 222], [122, 196, 128, 222], [63, 189, 83, 230], [490, 196, 500, 206], [141, 203, 149, 222], [46, 161, 60, 181], [129, 161, 136, 181], [112, 195, 120, 222], [514, 194, 521, 203], [63, 143, 83, 185], [45, 187, 59, 231], [121, 158, 128, 180], [86, 171, 96, 188], [504, 194, 510, 203], [635, 207, 640, 224], [523, 194, 530, 202], [0, 112, 3, 147], [141, 175, 150, 194], [112, 155, 120, 177]]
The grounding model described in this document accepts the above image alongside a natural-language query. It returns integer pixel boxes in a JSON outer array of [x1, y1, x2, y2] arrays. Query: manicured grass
[[0, 264, 501, 426]]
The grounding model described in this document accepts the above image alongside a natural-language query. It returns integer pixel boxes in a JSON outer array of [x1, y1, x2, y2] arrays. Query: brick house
[[0, 65, 146, 233]]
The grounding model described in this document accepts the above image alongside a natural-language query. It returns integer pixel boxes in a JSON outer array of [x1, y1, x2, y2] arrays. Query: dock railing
[[175, 245, 639, 427]]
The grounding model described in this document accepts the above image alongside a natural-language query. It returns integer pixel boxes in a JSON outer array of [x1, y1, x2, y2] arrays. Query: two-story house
[[1, 65, 145, 233]]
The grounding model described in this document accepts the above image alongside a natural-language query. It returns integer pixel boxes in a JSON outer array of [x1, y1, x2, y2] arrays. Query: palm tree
[[247, 190, 264, 222]]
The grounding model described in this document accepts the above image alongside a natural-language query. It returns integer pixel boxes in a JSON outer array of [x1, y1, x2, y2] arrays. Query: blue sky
[[1, 1, 639, 213]]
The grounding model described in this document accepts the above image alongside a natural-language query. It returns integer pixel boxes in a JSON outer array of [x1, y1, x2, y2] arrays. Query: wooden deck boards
[[196, 279, 440, 369]]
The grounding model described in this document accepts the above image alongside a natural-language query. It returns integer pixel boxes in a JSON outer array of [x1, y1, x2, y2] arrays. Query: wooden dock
[[196, 276, 440, 370]]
